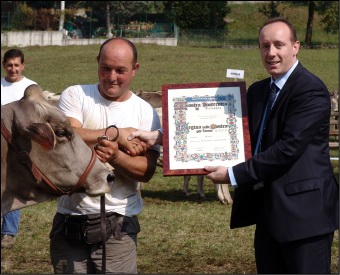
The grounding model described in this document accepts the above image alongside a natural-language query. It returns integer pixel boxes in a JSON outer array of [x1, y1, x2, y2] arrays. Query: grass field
[[1, 166, 339, 274], [1, 44, 338, 96], [1, 5, 339, 272]]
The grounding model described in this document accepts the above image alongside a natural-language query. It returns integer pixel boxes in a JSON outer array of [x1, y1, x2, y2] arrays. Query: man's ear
[[133, 63, 140, 71], [293, 41, 300, 56]]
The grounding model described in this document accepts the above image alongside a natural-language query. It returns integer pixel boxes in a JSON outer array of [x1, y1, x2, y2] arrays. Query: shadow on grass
[[142, 188, 234, 204]]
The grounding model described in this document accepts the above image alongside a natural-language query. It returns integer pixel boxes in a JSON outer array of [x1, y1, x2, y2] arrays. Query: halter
[[1, 119, 97, 196]]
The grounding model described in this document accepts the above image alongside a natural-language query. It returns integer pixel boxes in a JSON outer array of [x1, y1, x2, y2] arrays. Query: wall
[[1, 31, 178, 47]]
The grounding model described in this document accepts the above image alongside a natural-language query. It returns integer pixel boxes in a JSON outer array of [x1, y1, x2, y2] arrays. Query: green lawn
[[1, 29, 338, 274]]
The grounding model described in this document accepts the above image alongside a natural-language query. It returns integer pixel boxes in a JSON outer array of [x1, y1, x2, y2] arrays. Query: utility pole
[[106, 3, 113, 38], [59, 1, 65, 31]]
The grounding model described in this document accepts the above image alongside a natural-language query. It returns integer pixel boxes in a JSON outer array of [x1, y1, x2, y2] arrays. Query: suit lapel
[[252, 79, 271, 141]]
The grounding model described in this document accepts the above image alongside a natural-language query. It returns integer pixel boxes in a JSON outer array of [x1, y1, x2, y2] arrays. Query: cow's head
[[1, 84, 112, 215]]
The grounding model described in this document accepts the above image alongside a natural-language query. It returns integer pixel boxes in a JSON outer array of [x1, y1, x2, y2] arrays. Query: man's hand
[[94, 138, 120, 164], [116, 128, 148, 156], [127, 130, 162, 146], [204, 166, 230, 184]]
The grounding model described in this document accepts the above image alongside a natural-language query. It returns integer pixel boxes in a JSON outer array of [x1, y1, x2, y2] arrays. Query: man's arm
[[68, 117, 147, 156], [95, 138, 159, 182], [68, 117, 156, 182]]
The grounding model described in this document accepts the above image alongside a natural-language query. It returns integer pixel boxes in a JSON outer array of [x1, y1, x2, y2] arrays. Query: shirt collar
[[271, 60, 299, 90]]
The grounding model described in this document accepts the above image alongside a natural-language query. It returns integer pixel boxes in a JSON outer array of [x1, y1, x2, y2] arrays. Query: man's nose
[[108, 70, 117, 80], [268, 45, 276, 56]]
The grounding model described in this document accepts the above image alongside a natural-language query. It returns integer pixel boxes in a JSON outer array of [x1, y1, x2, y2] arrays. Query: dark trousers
[[254, 222, 334, 274]]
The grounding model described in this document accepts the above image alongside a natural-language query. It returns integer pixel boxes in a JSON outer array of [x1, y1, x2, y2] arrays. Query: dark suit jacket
[[230, 62, 339, 242]]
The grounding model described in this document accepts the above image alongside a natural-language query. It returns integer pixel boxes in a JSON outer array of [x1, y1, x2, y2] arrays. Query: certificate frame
[[162, 81, 251, 176]]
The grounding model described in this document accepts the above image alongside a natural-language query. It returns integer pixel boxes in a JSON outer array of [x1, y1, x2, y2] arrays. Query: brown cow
[[330, 90, 339, 111], [135, 90, 162, 108], [1, 84, 112, 217]]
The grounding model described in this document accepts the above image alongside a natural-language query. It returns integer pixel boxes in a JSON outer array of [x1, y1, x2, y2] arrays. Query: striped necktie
[[254, 82, 279, 154], [266, 82, 278, 121]]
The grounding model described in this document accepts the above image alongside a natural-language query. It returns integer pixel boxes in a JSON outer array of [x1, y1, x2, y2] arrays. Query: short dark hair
[[97, 37, 137, 66], [259, 17, 298, 43], [3, 48, 25, 64]]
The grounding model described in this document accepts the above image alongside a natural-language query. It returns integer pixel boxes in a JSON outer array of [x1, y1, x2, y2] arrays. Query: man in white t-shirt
[[1, 48, 37, 249], [49, 38, 161, 274]]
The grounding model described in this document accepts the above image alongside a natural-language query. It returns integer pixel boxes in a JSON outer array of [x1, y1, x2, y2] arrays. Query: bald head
[[97, 38, 137, 66]]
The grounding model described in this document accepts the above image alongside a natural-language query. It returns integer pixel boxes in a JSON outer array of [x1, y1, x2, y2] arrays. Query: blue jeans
[[2, 210, 21, 236]]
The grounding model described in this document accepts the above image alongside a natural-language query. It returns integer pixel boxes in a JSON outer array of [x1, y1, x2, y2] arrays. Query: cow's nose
[[107, 173, 115, 182]]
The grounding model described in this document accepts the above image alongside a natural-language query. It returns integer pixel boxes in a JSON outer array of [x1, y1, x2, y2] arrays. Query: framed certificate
[[162, 81, 251, 176]]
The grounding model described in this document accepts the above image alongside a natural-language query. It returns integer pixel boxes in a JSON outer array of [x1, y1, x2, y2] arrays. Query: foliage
[[22, 1, 61, 9], [258, 1, 281, 18], [73, 1, 167, 38], [35, 8, 60, 30], [288, 1, 339, 42], [317, 1, 339, 34], [163, 1, 230, 30], [221, 2, 338, 49], [144, 1, 166, 13], [11, 2, 35, 30], [85, 1, 154, 25], [2, 1, 338, 46]]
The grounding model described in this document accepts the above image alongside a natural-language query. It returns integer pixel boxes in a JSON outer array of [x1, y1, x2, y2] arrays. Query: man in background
[[1, 48, 37, 248]]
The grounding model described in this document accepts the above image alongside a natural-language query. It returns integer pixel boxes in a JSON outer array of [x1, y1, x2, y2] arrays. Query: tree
[[304, 1, 316, 47], [304, 1, 339, 47], [258, 1, 280, 18], [11, 2, 36, 30], [163, 1, 230, 30], [317, 1, 339, 34], [83, 1, 153, 38], [290, 1, 339, 47]]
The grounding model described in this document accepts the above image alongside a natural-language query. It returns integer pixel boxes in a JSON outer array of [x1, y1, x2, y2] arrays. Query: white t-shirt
[[57, 84, 161, 216], [1, 77, 37, 105]]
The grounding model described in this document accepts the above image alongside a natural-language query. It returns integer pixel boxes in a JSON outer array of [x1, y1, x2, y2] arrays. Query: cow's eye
[[55, 129, 65, 137]]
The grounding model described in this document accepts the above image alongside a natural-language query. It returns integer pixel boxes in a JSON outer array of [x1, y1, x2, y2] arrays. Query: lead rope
[[101, 195, 106, 274], [98, 125, 119, 274]]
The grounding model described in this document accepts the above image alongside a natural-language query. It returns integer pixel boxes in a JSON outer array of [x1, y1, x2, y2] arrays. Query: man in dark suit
[[205, 17, 339, 274]]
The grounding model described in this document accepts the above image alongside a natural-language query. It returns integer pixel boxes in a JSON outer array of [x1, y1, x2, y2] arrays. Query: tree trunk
[[305, 1, 315, 48]]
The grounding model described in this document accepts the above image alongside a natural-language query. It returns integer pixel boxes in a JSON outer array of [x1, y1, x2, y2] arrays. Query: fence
[[1, 12, 338, 49], [0, 31, 178, 47], [97, 23, 179, 40], [329, 111, 339, 160], [1, 10, 178, 41]]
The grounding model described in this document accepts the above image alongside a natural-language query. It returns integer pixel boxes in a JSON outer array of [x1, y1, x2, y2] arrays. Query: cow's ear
[[27, 123, 56, 151]]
